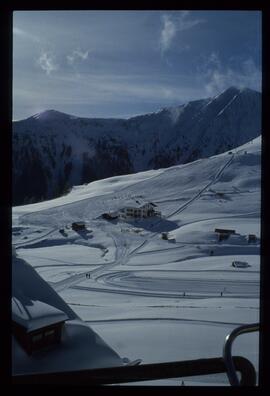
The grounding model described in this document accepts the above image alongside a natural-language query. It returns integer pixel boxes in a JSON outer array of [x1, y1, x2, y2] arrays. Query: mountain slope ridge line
[[13, 86, 261, 205]]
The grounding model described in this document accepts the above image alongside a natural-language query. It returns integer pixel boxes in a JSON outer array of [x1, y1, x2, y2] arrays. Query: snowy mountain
[[13, 86, 261, 205], [12, 136, 261, 384]]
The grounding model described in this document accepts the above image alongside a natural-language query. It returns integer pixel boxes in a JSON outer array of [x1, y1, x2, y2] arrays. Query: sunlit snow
[[12, 136, 261, 385]]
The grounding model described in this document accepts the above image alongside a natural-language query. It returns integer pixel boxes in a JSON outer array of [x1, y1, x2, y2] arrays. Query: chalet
[[71, 221, 86, 231], [215, 228, 236, 235], [232, 261, 250, 268], [120, 202, 161, 219], [247, 234, 257, 243], [12, 255, 124, 373], [102, 212, 119, 220], [217, 233, 229, 242], [12, 297, 68, 355], [161, 232, 168, 240], [215, 228, 236, 242]]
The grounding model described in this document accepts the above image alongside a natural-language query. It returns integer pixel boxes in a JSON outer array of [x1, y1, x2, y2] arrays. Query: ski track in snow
[[84, 317, 243, 327], [13, 136, 261, 380], [70, 283, 258, 300], [133, 241, 259, 255], [135, 154, 236, 253], [167, 154, 235, 219], [50, 228, 144, 292], [94, 272, 259, 296], [13, 227, 58, 248]]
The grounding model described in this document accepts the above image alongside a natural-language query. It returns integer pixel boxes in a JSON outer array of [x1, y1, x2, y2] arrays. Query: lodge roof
[[121, 202, 157, 210], [214, 228, 235, 234]]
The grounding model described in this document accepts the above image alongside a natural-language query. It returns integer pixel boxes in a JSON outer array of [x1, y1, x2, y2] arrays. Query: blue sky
[[13, 10, 261, 120]]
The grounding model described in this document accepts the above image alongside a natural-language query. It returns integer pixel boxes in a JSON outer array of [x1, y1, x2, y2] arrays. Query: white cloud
[[198, 52, 261, 94], [37, 51, 58, 75], [177, 11, 205, 32], [67, 48, 89, 65], [13, 27, 40, 43], [160, 12, 205, 54], [160, 15, 177, 54]]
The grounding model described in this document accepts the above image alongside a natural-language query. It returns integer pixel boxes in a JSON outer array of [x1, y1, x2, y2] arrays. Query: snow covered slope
[[13, 86, 261, 205], [12, 136, 261, 385]]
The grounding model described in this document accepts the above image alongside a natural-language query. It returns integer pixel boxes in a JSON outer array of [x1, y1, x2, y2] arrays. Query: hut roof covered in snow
[[12, 297, 68, 333]]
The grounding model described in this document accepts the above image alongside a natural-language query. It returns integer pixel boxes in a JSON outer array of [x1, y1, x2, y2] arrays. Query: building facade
[[120, 202, 160, 219]]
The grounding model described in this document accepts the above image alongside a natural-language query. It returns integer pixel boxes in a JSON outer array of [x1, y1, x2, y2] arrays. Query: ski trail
[[13, 227, 58, 248], [129, 239, 149, 255], [51, 228, 131, 292], [49, 272, 91, 293], [171, 211, 260, 229], [167, 154, 234, 219], [135, 155, 235, 252], [70, 284, 258, 299], [134, 210, 259, 255], [84, 317, 243, 328]]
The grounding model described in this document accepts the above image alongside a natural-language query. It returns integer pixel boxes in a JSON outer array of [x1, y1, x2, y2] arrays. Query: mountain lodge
[[120, 202, 161, 219]]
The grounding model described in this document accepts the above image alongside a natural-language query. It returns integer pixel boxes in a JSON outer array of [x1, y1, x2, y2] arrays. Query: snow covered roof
[[120, 201, 157, 210], [12, 256, 123, 374], [12, 297, 68, 332]]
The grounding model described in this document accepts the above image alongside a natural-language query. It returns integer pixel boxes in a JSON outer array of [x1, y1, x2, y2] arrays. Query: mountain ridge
[[17, 86, 260, 124], [13, 86, 261, 205]]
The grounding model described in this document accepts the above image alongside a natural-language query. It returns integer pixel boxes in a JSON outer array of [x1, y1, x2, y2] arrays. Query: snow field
[[12, 136, 261, 385]]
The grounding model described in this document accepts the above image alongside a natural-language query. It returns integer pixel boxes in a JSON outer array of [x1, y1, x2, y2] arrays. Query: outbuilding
[[215, 228, 236, 242], [71, 221, 86, 231], [215, 228, 236, 235], [161, 232, 168, 240], [102, 212, 119, 220], [232, 261, 250, 268], [247, 234, 257, 243], [12, 297, 68, 355]]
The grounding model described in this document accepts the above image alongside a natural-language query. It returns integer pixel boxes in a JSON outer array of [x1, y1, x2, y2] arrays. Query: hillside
[[12, 86, 261, 205], [12, 136, 261, 384]]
